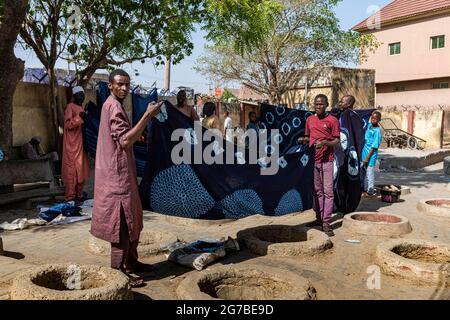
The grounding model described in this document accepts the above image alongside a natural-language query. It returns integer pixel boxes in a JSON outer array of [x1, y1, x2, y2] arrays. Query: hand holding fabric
[[298, 137, 309, 145], [146, 101, 162, 118], [79, 111, 87, 119]]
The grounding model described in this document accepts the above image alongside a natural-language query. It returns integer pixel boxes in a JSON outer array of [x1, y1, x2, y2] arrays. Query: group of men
[[51, 68, 381, 286]]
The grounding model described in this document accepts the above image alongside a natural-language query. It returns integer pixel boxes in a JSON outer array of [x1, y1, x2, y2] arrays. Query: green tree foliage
[[17, 0, 281, 148], [195, 0, 379, 104], [221, 88, 237, 102], [20, 0, 282, 86]]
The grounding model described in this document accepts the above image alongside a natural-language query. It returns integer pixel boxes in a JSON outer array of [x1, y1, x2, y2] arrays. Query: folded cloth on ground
[[49, 215, 91, 225], [0, 218, 47, 230], [82, 199, 94, 207], [166, 237, 240, 270], [0, 218, 27, 230], [39, 202, 82, 222]]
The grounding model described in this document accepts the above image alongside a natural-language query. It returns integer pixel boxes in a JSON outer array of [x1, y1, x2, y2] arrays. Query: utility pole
[[304, 74, 308, 110], [164, 56, 171, 91]]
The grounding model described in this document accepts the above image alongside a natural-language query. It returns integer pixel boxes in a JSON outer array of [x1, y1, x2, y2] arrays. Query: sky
[[15, 0, 392, 94]]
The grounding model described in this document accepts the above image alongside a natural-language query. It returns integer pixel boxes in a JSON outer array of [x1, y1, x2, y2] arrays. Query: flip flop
[[127, 274, 145, 288]]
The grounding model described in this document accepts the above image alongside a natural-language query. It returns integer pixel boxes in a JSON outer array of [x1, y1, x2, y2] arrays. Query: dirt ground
[[0, 163, 449, 300]]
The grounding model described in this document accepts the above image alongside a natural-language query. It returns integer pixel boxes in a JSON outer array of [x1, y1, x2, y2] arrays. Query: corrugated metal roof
[[353, 0, 450, 31]]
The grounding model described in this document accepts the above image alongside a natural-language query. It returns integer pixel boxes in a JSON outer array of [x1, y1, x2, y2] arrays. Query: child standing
[[362, 111, 382, 196]]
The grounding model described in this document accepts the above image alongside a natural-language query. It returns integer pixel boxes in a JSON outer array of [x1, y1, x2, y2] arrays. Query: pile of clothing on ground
[[0, 199, 94, 231], [164, 237, 240, 270]]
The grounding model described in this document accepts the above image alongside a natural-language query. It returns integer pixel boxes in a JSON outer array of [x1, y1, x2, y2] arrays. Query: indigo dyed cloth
[[260, 105, 373, 214], [82, 82, 157, 177], [139, 102, 314, 219], [330, 108, 374, 213]]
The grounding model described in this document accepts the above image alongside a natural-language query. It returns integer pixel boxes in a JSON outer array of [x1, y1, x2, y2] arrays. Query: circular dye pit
[[343, 212, 412, 236], [0, 237, 4, 255], [88, 229, 178, 257], [237, 225, 332, 257], [376, 239, 450, 286], [417, 199, 450, 218], [177, 265, 316, 300], [11, 264, 133, 300]]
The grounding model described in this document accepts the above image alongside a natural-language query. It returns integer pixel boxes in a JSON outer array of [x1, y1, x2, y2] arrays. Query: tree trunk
[[0, 0, 28, 156], [47, 67, 62, 153]]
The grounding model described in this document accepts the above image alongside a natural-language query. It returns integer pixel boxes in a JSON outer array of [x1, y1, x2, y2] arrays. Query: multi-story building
[[353, 0, 450, 109]]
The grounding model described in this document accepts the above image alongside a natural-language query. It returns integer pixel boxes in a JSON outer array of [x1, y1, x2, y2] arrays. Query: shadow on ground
[[2, 251, 25, 260]]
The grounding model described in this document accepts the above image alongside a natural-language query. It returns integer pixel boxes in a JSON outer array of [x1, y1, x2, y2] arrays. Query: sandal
[[125, 261, 155, 274], [127, 274, 145, 288]]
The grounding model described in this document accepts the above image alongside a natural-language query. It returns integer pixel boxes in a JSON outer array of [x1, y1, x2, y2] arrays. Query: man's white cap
[[72, 86, 84, 95]]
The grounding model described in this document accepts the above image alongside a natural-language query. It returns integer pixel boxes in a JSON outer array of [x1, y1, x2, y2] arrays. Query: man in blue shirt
[[362, 111, 382, 196]]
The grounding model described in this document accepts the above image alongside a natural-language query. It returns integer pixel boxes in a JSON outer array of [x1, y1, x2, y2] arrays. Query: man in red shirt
[[300, 94, 340, 236]]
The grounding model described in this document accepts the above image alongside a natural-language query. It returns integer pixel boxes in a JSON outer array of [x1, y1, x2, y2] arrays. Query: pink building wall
[[361, 13, 450, 84], [377, 88, 450, 108]]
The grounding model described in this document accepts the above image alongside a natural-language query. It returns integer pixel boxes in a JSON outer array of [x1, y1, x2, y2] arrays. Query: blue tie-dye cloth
[[260, 104, 373, 214], [139, 102, 315, 219], [82, 82, 157, 177], [85, 82, 372, 218]]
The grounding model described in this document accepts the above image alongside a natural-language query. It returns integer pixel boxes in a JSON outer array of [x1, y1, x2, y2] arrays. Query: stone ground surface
[[379, 148, 447, 158], [0, 163, 449, 300]]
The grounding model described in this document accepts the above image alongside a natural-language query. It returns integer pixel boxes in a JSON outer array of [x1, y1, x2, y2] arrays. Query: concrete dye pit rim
[[417, 198, 450, 218], [156, 213, 236, 227], [10, 264, 133, 300], [176, 264, 317, 300], [0, 237, 3, 255], [376, 239, 450, 286], [343, 212, 412, 236], [87, 229, 178, 257], [236, 225, 332, 257]]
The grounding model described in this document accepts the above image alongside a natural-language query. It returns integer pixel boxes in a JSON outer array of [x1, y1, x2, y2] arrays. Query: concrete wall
[[217, 101, 241, 131], [242, 103, 260, 129], [413, 110, 443, 149], [12, 82, 132, 154], [361, 13, 450, 84], [281, 87, 333, 110], [379, 110, 443, 149], [13, 82, 57, 152], [376, 88, 450, 109], [281, 68, 375, 109], [331, 68, 376, 108], [377, 77, 450, 93]]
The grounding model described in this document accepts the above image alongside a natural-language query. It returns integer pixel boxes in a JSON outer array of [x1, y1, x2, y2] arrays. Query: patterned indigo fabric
[[150, 164, 215, 217], [274, 189, 303, 216], [85, 84, 372, 219], [259, 103, 313, 156], [221, 189, 265, 219], [139, 101, 314, 219], [260, 104, 374, 214], [330, 108, 374, 213]]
